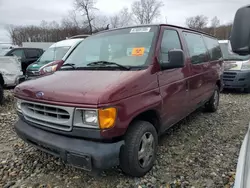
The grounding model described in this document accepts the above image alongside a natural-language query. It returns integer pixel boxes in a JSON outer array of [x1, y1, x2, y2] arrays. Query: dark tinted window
[[10, 49, 25, 58], [160, 29, 182, 62], [26, 49, 41, 58], [183, 32, 207, 64], [204, 37, 222, 61]]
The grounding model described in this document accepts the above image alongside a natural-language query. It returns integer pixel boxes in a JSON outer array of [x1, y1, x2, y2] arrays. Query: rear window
[[203, 37, 222, 61]]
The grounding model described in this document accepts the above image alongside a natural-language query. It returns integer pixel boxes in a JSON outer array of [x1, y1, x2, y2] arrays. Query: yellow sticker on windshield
[[132, 47, 145, 56]]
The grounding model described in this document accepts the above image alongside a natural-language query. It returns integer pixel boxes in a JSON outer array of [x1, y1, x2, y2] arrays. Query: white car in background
[[25, 38, 86, 79], [0, 56, 24, 104]]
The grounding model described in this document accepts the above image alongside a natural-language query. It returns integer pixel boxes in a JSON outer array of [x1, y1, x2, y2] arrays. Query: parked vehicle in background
[[219, 40, 250, 92], [4, 48, 44, 74], [69, 34, 90, 39], [22, 42, 54, 51], [14, 24, 223, 177], [25, 39, 84, 79], [0, 56, 24, 104]]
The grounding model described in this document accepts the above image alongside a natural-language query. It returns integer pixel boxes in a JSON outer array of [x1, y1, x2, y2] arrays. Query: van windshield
[[219, 43, 250, 61], [63, 26, 158, 70], [37, 46, 70, 64]]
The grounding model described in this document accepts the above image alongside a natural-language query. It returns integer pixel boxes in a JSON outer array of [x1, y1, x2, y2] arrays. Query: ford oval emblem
[[36, 91, 44, 98]]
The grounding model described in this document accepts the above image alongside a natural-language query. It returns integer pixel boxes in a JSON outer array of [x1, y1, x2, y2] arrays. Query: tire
[[204, 85, 220, 112], [120, 121, 158, 177], [0, 84, 3, 105]]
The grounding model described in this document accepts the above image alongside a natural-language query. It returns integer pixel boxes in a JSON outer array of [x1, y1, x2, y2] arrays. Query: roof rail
[[68, 35, 90, 39]]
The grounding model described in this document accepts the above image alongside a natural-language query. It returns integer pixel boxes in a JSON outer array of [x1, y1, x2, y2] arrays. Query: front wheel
[[204, 85, 220, 112], [120, 121, 158, 177]]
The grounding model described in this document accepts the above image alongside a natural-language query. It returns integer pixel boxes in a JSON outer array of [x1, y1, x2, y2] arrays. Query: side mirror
[[230, 5, 250, 55], [160, 49, 185, 70]]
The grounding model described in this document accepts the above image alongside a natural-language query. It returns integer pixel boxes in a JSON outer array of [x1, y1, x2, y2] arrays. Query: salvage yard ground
[[0, 90, 249, 188]]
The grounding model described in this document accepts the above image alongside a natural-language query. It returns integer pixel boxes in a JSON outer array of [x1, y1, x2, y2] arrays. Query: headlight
[[15, 98, 22, 113], [241, 61, 250, 70], [84, 110, 98, 124], [73, 107, 117, 129], [43, 65, 58, 73]]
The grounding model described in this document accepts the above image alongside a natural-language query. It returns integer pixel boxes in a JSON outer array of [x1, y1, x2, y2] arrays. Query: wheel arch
[[128, 109, 161, 134]]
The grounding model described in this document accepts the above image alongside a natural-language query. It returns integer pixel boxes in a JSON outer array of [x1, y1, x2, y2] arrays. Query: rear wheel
[[204, 85, 220, 112], [0, 84, 4, 105], [120, 121, 158, 177]]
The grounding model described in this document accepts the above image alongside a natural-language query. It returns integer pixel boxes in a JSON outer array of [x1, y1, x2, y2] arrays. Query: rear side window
[[160, 29, 182, 62], [26, 49, 41, 58], [204, 37, 222, 61], [183, 32, 207, 64]]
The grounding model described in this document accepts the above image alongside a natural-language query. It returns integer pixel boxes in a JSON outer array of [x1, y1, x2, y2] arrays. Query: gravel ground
[[0, 90, 249, 188]]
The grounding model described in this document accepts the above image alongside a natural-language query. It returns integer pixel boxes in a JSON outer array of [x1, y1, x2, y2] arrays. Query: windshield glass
[[220, 43, 250, 61], [64, 26, 158, 69], [38, 46, 70, 64]]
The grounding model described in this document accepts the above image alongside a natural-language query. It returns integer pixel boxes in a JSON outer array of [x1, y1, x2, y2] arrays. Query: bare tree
[[211, 16, 220, 35], [131, 0, 164, 24], [74, 0, 98, 34], [110, 7, 132, 28], [186, 15, 208, 30], [92, 14, 109, 30]]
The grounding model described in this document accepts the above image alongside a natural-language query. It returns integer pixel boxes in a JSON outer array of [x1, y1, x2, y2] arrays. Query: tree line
[[6, 0, 232, 45]]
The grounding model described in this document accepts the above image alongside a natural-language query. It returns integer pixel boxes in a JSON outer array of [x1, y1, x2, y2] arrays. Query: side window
[[183, 32, 207, 64], [26, 49, 40, 58], [160, 29, 182, 62], [204, 37, 222, 61], [11, 49, 25, 59]]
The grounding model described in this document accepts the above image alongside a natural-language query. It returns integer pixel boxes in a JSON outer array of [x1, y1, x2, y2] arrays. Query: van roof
[[49, 38, 83, 48], [96, 24, 216, 38]]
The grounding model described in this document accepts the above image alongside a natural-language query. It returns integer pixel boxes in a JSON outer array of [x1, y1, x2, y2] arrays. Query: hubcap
[[213, 90, 219, 107], [138, 132, 155, 168]]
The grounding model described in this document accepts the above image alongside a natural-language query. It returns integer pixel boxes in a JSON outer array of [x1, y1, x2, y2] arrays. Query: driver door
[[158, 27, 190, 131]]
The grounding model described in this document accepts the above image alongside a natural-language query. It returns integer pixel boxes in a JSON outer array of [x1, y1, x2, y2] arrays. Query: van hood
[[14, 69, 157, 105], [27, 61, 52, 71]]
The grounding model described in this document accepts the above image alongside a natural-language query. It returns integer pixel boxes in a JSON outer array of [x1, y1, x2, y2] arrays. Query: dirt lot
[[0, 90, 249, 188]]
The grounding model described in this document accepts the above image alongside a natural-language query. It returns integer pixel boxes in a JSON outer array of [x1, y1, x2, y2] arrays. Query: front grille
[[21, 101, 74, 131], [223, 72, 237, 81], [26, 70, 40, 77]]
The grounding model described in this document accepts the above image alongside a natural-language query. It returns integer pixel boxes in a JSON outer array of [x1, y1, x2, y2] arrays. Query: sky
[[0, 0, 249, 42]]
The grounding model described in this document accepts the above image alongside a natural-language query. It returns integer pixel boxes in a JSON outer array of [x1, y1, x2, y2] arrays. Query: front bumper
[[222, 71, 250, 89], [14, 119, 124, 170]]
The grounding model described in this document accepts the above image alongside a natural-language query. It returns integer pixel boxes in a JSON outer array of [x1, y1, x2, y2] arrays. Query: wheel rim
[[138, 132, 155, 168], [213, 90, 219, 107]]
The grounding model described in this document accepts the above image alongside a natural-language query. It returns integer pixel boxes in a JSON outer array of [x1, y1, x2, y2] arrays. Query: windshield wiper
[[60, 63, 76, 69], [87, 61, 130, 70]]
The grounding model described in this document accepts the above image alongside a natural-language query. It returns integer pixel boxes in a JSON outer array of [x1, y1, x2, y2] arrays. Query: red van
[[14, 24, 223, 177]]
